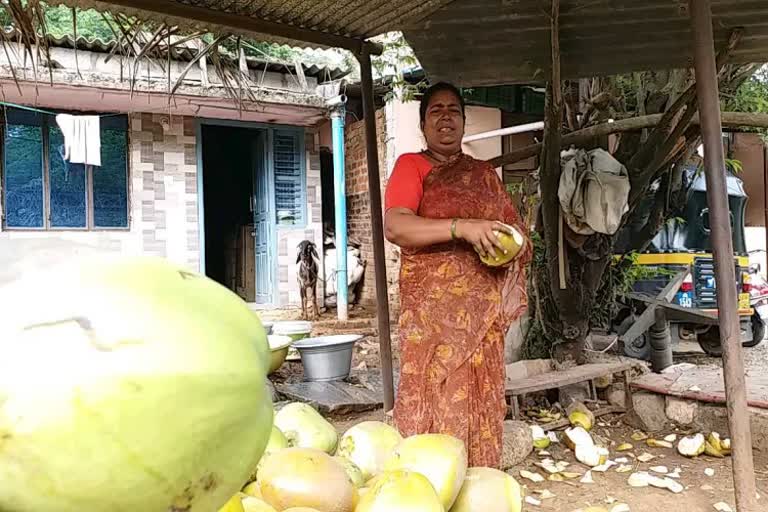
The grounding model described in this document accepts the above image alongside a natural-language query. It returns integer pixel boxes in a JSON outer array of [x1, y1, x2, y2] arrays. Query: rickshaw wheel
[[697, 327, 723, 357], [617, 316, 651, 360], [743, 312, 766, 348]]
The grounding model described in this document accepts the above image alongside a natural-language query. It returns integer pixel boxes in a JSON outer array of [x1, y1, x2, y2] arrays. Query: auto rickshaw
[[612, 165, 762, 358]]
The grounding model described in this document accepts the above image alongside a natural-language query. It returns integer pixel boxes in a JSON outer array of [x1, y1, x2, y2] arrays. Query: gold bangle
[[450, 219, 459, 240]]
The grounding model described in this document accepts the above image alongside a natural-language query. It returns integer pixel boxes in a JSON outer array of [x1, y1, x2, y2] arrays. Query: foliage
[[725, 158, 743, 174], [5, 5, 304, 63], [40, 5, 115, 41], [694, 158, 743, 179], [724, 65, 768, 139], [370, 32, 426, 102], [221, 39, 302, 62], [725, 66, 768, 114]]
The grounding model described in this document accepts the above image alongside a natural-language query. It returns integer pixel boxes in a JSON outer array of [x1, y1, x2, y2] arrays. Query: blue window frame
[[4, 119, 44, 228], [1, 108, 129, 230], [272, 129, 305, 227]]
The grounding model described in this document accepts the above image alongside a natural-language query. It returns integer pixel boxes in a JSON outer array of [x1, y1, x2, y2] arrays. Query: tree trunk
[[534, 0, 607, 366], [531, 229, 612, 365], [523, 30, 756, 365]]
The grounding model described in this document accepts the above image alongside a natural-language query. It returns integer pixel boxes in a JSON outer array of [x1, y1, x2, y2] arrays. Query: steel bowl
[[293, 334, 363, 382]]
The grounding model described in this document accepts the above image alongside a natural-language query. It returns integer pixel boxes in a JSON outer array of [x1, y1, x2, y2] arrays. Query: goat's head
[[296, 240, 319, 265]]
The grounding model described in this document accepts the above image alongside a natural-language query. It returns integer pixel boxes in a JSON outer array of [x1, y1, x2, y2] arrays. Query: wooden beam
[[91, 0, 383, 55], [488, 111, 768, 168]]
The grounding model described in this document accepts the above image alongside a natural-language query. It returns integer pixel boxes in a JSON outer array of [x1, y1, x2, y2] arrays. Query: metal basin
[[267, 335, 293, 374], [293, 334, 362, 382]]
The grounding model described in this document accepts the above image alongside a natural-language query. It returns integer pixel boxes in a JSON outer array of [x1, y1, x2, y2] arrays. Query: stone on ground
[[559, 383, 591, 408], [606, 383, 627, 408], [502, 420, 534, 469], [665, 397, 698, 426], [628, 392, 667, 432]]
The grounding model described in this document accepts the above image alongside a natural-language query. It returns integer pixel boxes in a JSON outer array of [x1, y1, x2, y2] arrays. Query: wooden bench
[[505, 361, 635, 426]]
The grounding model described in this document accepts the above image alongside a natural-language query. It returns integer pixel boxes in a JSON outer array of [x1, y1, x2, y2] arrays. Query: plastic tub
[[267, 335, 293, 374], [272, 321, 312, 340], [293, 335, 362, 382], [273, 321, 312, 361]]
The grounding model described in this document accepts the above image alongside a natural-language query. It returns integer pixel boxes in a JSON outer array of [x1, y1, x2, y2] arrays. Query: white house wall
[[387, 99, 502, 176], [0, 113, 198, 267], [0, 112, 323, 309]]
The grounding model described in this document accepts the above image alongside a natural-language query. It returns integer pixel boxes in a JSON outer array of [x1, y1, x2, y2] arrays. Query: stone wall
[[344, 108, 400, 312], [0, 112, 200, 270]]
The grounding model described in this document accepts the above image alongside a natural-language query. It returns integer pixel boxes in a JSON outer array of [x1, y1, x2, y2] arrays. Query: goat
[[297, 240, 320, 320]]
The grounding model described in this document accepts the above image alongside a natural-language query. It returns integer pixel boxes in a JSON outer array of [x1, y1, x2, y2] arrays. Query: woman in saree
[[384, 82, 530, 468]]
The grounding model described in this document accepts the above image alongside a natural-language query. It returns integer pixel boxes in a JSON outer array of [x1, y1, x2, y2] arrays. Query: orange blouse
[[384, 152, 434, 212]]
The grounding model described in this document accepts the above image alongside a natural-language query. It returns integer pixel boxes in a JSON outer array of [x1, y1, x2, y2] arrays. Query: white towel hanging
[[55, 114, 101, 167]]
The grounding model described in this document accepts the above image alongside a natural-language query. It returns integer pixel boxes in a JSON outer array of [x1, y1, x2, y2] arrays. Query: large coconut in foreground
[[0, 255, 273, 512]]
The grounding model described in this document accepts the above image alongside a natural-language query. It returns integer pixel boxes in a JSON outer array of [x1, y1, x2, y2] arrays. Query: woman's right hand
[[455, 219, 515, 258]]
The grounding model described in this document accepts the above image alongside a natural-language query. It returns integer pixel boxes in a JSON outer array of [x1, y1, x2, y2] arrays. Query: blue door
[[252, 130, 273, 304]]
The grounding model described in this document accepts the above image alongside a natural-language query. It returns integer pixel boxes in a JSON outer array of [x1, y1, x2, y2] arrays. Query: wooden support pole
[[541, 0, 564, 295], [689, 1, 758, 510], [764, 146, 768, 263], [357, 47, 395, 412]]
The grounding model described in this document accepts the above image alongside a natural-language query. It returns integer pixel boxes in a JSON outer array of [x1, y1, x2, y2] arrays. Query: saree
[[393, 153, 530, 468]]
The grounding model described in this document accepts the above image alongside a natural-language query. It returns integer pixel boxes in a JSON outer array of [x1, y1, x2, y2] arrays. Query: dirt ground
[[512, 420, 768, 512], [327, 409, 768, 512], [266, 307, 768, 510]]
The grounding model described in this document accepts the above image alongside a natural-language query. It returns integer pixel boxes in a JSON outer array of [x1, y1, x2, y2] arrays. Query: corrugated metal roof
[[402, 0, 768, 87], [50, 0, 455, 52], [6, 29, 348, 82]]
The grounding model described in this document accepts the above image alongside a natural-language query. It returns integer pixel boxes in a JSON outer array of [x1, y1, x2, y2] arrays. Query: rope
[[0, 100, 124, 118]]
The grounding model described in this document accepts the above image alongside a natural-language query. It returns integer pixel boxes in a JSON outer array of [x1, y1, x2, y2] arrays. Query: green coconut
[[450, 467, 523, 512], [251, 426, 291, 481], [274, 402, 338, 454], [355, 470, 443, 512], [258, 448, 355, 512], [477, 225, 525, 267], [334, 456, 366, 488], [336, 421, 403, 481], [219, 495, 246, 512], [0, 255, 273, 512], [241, 496, 277, 512], [384, 433, 468, 510]]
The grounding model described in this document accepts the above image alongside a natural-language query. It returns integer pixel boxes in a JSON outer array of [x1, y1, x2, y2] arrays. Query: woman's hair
[[419, 82, 466, 127]]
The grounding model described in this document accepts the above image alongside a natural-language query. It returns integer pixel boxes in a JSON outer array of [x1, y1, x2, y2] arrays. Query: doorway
[[201, 124, 274, 304]]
